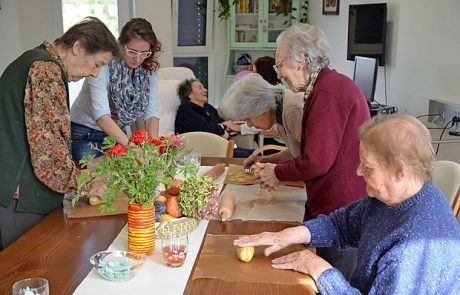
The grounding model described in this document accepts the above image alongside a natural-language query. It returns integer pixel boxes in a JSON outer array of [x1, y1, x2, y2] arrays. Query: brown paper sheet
[[192, 234, 317, 290], [219, 184, 307, 222]]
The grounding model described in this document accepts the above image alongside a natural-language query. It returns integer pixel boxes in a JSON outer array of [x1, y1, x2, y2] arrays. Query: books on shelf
[[235, 0, 258, 14]]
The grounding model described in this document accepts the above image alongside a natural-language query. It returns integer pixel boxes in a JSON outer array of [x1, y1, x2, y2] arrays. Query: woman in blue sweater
[[234, 113, 460, 294]]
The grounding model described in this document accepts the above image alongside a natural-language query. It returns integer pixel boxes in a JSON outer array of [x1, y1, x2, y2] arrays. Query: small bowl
[[90, 250, 146, 281]]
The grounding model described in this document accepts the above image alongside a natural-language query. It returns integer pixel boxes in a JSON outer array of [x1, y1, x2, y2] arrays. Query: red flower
[[131, 130, 148, 144], [148, 136, 162, 146], [107, 144, 128, 157], [159, 146, 167, 154]]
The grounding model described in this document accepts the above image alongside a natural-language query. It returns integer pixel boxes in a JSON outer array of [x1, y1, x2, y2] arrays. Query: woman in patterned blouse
[[0, 17, 119, 250], [234, 114, 460, 294], [70, 18, 162, 162]]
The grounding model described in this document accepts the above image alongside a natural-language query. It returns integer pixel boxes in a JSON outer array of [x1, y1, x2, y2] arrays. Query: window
[[61, 0, 119, 106], [172, 0, 213, 90], [61, 0, 119, 35]]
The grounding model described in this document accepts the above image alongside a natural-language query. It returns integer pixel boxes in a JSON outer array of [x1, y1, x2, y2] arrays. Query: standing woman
[[0, 17, 118, 250], [71, 18, 162, 162], [254, 23, 370, 279]]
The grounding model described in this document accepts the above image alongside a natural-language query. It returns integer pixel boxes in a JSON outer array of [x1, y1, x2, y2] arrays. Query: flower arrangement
[[72, 130, 191, 211]]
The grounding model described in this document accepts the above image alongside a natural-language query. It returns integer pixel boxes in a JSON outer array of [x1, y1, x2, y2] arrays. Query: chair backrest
[[432, 160, 460, 216], [181, 132, 234, 158], [157, 67, 195, 81], [251, 144, 286, 157]]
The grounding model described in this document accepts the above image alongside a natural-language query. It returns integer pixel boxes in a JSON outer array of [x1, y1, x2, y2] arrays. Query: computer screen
[[353, 56, 378, 103]]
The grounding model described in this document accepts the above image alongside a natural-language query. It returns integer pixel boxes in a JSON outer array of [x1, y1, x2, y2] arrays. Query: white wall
[[0, 0, 62, 72], [308, 0, 460, 117]]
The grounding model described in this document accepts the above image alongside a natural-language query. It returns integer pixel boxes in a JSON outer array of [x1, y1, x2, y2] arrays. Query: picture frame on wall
[[323, 0, 340, 15]]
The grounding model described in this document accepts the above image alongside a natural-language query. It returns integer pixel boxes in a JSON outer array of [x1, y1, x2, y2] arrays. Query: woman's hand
[[254, 162, 280, 189], [271, 250, 333, 281], [233, 226, 311, 257], [223, 121, 241, 132]]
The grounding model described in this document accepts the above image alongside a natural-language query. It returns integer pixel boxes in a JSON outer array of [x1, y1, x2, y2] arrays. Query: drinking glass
[[12, 278, 49, 295], [177, 153, 201, 173], [161, 235, 189, 267]]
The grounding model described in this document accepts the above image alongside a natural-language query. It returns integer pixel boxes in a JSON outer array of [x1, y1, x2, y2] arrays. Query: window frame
[[172, 0, 214, 54]]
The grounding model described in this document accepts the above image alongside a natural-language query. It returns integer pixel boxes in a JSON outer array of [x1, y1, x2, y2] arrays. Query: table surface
[[0, 157, 313, 294], [184, 220, 316, 295]]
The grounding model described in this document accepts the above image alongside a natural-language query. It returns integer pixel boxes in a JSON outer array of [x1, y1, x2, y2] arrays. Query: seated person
[[234, 113, 460, 294], [174, 79, 253, 158]]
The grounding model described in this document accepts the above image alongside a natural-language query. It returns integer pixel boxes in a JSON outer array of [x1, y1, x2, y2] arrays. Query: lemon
[[236, 246, 255, 262], [154, 195, 167, 203], [160, 214, 174, 221]]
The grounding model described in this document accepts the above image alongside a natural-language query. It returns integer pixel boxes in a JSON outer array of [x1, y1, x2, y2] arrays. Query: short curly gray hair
[[276, 23, 331, 71], [221, 73, 283, 120]]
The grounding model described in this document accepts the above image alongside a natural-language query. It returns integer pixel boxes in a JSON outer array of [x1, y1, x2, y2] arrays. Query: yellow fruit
[[160, 214, 174, 221], [154, 195, 167, 203], [236, 246, 255, 262]]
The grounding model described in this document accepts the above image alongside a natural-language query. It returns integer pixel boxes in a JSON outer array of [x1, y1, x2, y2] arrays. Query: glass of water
[[12, 278, 49, 295]]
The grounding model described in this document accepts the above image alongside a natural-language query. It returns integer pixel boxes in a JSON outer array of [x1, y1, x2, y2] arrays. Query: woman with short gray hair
[[222, 73, 304, 164], [254, 23, 371, 280]]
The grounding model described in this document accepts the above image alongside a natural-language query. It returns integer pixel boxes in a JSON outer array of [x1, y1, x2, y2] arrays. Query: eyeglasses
[[273, 57, 287, 76], [124, 45, 152, 59]]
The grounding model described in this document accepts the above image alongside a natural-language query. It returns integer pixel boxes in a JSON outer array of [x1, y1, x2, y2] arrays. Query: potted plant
[[72, 130, 189, 255]]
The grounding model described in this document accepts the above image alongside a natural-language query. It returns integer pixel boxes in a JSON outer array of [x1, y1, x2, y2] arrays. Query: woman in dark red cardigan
[[254, 23, 370, 280]]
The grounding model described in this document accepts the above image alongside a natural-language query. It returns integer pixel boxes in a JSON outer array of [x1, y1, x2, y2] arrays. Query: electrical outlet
[[428, 99, 460, 127]]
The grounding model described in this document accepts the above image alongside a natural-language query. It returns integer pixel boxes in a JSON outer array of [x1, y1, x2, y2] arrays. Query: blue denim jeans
[[71, 122, 107, 162]]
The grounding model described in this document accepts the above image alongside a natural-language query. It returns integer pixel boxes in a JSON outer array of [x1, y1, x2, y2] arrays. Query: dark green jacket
[[0, 44, 69, 214]]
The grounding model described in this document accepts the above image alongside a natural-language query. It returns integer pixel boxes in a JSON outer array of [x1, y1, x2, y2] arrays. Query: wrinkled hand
[[254, 162, 279, 189], [233, 231, 289, 257], [271, 249, 333, 281], [233, 226, 311, 257]]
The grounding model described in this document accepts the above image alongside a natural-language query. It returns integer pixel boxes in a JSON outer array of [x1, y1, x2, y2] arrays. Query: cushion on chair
[[157, 67, 195, 81], [158, 79, 182, 135]]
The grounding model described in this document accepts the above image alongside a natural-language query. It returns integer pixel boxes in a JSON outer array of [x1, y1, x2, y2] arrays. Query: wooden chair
[[251, 144, 287, 157], [432, 160, 460, 217], [181, 132, 234, 158]]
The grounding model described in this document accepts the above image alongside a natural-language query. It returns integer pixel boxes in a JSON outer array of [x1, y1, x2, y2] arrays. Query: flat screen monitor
[[353, 56, 378, 103], [347, 3, 387, 66]]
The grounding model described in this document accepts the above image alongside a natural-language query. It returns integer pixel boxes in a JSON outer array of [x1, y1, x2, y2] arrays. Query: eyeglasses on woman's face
[[124, 44, 152, 59]]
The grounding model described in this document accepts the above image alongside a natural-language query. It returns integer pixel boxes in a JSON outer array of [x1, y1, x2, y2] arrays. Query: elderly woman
[[250, 23, 370, 278], [222, 73, 303, 164], [71, 18, 162, 162], [235, 114, 460, 294], [0, 17, 118, 250]]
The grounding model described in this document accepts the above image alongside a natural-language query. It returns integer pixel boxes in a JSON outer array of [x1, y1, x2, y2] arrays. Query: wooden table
[[0, 208, 126, 294], [0, 157, 311, 294], [184, 220, 316, 295]]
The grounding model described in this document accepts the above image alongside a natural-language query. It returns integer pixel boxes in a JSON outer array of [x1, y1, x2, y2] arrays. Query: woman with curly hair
[[71, 18, 162, 161]]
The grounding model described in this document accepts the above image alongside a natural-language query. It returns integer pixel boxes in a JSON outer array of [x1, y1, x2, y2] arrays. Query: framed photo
[[323, 0, 340, 15]]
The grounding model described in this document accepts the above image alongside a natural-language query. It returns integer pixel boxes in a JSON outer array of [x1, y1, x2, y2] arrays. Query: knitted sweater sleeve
[[274, 90, 349, 181], [304, 198, 365, 249]]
